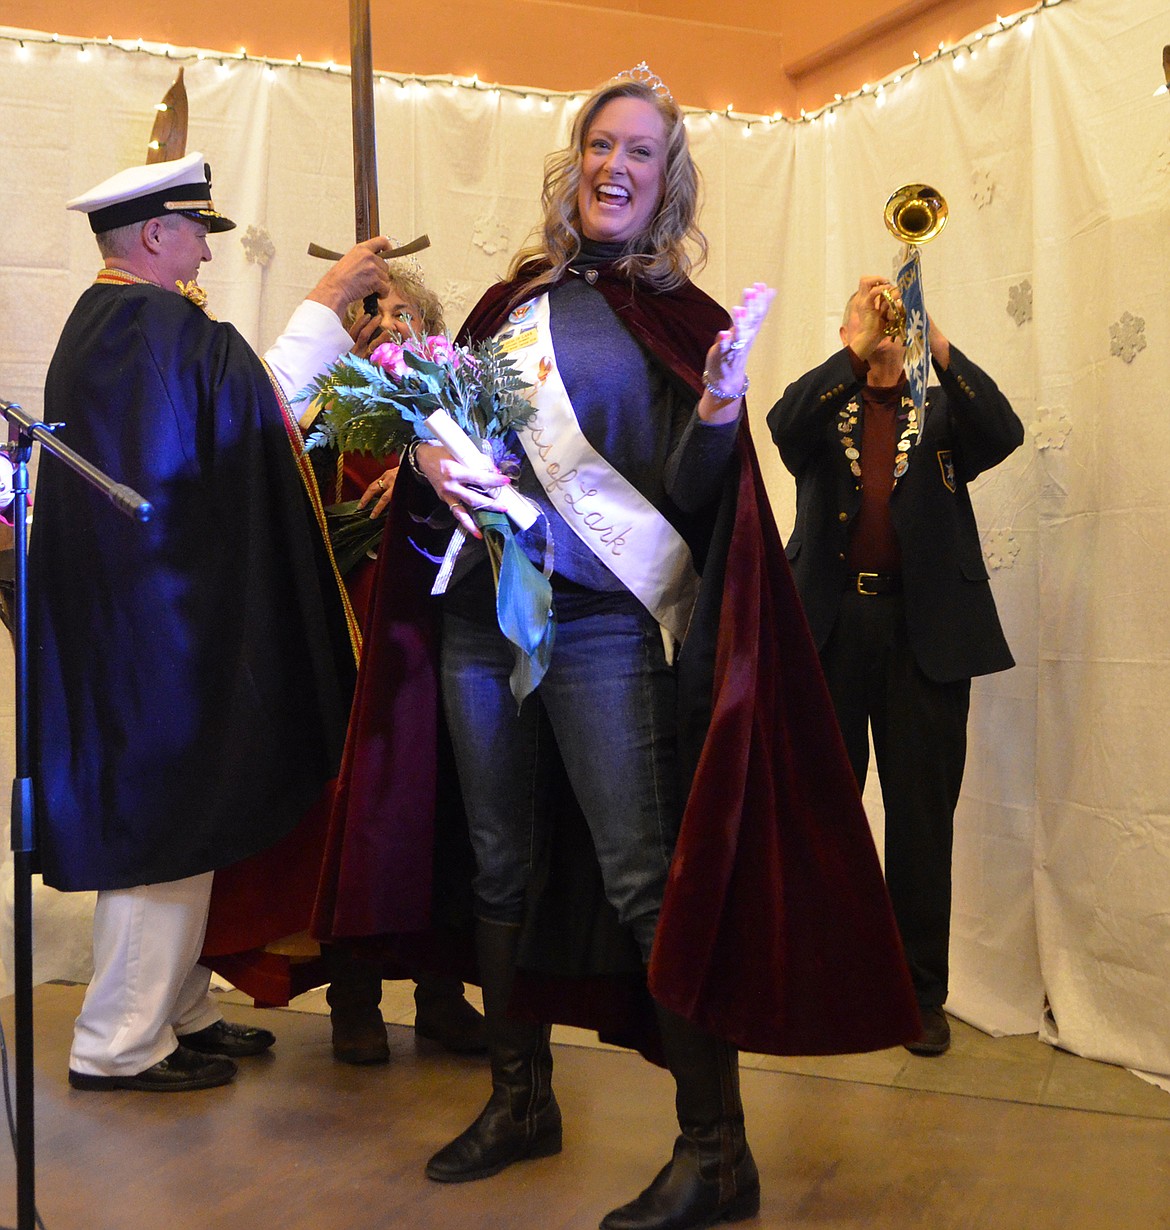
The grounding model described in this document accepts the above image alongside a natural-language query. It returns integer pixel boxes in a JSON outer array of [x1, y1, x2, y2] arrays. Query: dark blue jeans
[[440, 603, 679, 961]]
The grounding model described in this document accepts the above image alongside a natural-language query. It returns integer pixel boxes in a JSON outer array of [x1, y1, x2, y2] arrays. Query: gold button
[[838, 512, 848, 522]]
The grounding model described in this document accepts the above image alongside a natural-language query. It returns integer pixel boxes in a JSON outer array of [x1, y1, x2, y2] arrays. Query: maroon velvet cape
[[310, 264, 919, 1055], [201, 457, 391, 1003]]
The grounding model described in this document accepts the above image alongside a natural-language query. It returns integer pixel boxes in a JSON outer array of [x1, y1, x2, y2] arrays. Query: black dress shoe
[[905, 1006, 951, 1057], [69, 1045, 237, 1092], [178, 1019, 276, 1058]]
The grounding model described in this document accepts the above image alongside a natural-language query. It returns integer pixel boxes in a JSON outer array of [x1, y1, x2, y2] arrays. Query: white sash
[[500, 292, 700, 642]]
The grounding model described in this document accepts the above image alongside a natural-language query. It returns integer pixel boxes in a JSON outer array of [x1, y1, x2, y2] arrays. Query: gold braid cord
[[266, 364, 363, 663]]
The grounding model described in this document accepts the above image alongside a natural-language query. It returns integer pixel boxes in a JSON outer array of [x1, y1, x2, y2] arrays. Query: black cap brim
[[179, 208, 237, 233]]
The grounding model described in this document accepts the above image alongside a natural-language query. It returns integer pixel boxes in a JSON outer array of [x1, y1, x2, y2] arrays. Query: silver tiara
[[385, 237, 424, 282], [611, 62, 672, 102]]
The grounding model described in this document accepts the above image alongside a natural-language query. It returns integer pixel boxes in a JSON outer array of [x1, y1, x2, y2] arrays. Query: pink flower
[[424, 334, 458, 367], [370, 340, 408, 376]]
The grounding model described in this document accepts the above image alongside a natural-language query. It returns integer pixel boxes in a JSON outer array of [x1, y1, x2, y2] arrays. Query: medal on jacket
[[893, 397, 919, 486], [838, 395, 920, 487], [838, 400, 861, 478]]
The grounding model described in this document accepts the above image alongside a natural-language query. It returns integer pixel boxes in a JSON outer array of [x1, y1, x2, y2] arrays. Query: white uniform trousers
[[69, 871, 223, 1076]]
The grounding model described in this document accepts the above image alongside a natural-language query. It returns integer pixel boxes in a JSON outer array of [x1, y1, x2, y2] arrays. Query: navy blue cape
[[31, 280, 356, 892]]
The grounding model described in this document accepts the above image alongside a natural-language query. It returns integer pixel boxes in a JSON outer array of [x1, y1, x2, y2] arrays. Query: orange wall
[[3, 0, 1016, 115]]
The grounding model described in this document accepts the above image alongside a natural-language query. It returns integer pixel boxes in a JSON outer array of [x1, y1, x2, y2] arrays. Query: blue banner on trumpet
[[894, 244, 930, 415]]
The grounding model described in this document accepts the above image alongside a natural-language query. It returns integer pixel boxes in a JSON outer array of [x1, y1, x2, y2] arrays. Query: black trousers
[[819, 591, 970, 1008]]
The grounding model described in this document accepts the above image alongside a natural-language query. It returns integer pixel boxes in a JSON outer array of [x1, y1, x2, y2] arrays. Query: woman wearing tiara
[[321, 65, 918, 1230]]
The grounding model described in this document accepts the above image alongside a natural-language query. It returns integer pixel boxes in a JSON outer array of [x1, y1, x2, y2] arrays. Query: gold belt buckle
[[857, 572, 880, 595]]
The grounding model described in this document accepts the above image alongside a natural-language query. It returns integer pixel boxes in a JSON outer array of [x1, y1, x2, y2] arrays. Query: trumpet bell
[[884, 183, 948, 245]]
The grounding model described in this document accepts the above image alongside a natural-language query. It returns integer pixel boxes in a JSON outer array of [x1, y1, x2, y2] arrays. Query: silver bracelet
[[405, 437, 429, 481], [701, 367, 749, 401]]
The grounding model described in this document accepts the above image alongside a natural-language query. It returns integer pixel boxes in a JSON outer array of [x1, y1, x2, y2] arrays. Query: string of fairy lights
[[1, 0, 1078, 131]]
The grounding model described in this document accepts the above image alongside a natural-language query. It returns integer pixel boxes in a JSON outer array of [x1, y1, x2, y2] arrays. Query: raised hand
[[348, 309, 384, 359], [699, 282, 776, 422], [846, 274, 902, 360], [307, 237, 393, 318]]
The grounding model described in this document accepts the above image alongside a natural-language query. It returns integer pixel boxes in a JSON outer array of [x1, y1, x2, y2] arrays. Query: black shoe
[[178, 1019, 276, 1058], [69, 1045, 237, 1092], [905, 1006, 951, 1057], [415, 987, 488, 1055]]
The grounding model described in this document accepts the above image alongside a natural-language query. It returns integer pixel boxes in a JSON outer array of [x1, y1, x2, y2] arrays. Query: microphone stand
[[0, 398, 151, 1230]]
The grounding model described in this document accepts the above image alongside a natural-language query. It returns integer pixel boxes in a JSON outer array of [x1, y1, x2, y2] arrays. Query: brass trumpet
[[884, 183, 948, 245], [879, 183, 948, 337]]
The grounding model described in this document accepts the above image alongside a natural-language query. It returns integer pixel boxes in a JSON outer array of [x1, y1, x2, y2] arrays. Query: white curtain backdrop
[[1, 0, 1168, 1078]]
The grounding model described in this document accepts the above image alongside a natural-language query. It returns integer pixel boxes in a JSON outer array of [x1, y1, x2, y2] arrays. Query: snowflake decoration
[[472, 214, 510, 256], [241, 225, 275, 267], [904, 308, 927, 363], [1006, 279, 1032, 327], [971, 167, 995, 209], [1109, 311, 1146, 364], [983, 530, 1020, 571], [1029, 406, 1071, 451], [439, 279, 471, 315]]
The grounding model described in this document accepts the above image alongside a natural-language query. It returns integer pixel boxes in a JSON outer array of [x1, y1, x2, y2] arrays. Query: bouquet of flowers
[[300, 331, 555, 702]]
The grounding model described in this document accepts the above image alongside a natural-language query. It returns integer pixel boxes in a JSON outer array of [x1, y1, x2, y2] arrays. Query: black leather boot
[[425, 919, 562, 1182], [325, 946, 390, 1065], [414, 973, 488, 1055], [600, 1007, 759, 1230]]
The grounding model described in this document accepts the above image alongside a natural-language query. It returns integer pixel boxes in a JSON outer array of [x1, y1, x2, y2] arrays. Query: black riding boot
[[600, 1006, 760, 1230], [425, 919, 562, 1182]]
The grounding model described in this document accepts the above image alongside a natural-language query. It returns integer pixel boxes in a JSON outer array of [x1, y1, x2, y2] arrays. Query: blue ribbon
[[476, 509, 556, 705]]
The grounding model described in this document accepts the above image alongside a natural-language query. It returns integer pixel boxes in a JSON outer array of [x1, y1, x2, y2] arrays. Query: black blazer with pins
[[767, 345, 1024, 683]]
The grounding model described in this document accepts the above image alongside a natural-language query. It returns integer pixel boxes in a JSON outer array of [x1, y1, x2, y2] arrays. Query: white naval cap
[[67, 150, 237, 234]]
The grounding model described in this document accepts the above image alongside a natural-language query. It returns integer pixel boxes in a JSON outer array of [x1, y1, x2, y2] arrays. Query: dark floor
[[3, 983, 1170, 1230]]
